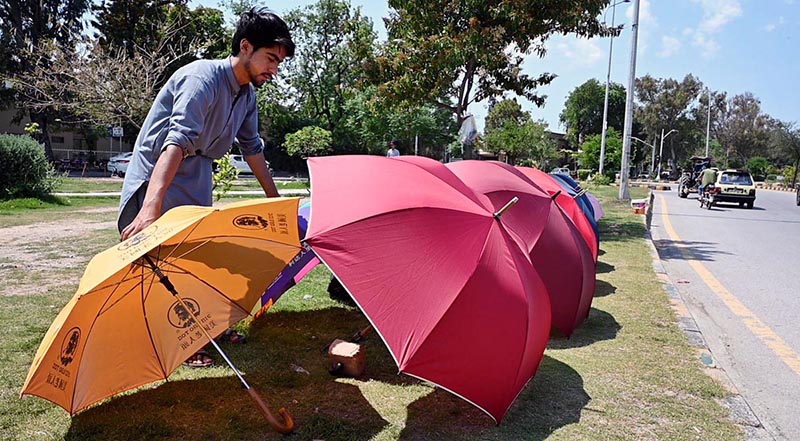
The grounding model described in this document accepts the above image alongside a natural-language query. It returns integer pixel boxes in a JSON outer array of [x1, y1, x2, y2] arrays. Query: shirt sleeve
[[163, 74, 214, 158], [237, 90, 265, 156]]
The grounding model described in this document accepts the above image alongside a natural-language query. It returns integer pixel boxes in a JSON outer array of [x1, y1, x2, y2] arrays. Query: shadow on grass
[[598, 218, 646, 243], [595, 261, 615, 274], [64, 305, 592, 440], [593, 280, 617, 298], [399, 356, 589, 441], [546, 307, 621, 350], [652, 239, 732, 263]]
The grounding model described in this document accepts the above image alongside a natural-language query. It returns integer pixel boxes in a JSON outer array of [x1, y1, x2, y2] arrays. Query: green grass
[[0, 187, 742, 440]]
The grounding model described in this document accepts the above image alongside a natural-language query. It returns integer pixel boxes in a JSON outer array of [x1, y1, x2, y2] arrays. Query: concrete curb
[[644, 191, 774, 440]]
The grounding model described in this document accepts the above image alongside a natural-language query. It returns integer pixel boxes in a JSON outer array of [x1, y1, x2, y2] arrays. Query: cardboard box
[[328, 339, 366, 377]]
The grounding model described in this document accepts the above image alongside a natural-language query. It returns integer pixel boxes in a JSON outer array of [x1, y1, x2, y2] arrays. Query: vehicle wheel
[[739, 202, 744, 208], [746, 201, 753, 209], [678, 183, 688, 198], [796, 190, 800, 206], [706, 198, 713, 210]]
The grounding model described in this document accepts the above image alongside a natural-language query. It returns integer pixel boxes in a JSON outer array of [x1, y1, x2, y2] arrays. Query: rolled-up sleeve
[[163, 75, 214, 157], [237, 94, 264, 156]]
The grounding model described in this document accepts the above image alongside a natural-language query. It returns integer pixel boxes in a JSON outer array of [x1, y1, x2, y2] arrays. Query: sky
[[195, 0, 799, 134]]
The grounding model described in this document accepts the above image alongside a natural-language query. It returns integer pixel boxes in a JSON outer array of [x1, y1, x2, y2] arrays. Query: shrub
[[577, 169, 592, 180], [212, 154, 239, 201], [0, 134, 59, 199]]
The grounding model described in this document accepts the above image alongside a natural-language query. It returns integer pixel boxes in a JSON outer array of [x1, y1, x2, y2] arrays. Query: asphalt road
[[650, 188, 800, 440]]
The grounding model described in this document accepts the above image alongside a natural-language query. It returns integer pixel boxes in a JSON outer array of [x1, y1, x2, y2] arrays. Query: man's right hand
[[120, 204, 161, 241]]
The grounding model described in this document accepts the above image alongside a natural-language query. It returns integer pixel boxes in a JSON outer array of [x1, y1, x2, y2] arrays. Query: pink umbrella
[[446, 160, 596, 337], [516, 166, 599, 262], [304, 155, 551, 422]]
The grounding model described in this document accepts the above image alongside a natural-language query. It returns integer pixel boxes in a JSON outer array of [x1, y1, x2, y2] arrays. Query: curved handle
[[246, 387, 295, 434]]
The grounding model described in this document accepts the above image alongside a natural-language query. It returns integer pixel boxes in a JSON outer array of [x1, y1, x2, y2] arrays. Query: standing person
[[386, 140, 400, 157], [117, 7, 295, 367]]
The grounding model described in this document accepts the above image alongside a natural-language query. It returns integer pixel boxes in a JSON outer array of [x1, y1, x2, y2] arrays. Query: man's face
[[242, 42, 287, 88]]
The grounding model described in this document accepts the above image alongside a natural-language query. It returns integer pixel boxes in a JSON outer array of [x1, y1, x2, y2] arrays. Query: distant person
[[699, 167, 718, 197], [386, 140, 400, 158]]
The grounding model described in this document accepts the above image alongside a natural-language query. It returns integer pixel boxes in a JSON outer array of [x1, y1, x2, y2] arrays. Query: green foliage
[[212, 154, 239, 201], [577, 169, 592, 180], [0, 134, 60, 199], [483, 99, 558, 166], [579, 128, 623, 178], [746, 156, 770, 181], [285, 126, 334, 158], [560, 79, 626, 145]]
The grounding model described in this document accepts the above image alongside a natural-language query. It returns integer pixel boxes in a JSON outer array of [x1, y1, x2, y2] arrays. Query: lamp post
[[658, 129, 677, 180], [599, 0, 630, 177], [619, 0, 640, 200], [705, 88, 712, 157], [630, 136, 656, 177]]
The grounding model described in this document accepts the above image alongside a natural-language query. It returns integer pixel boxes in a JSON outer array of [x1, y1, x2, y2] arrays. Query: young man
[[117, 8, 295, 368], [118, 8, 294, 240]]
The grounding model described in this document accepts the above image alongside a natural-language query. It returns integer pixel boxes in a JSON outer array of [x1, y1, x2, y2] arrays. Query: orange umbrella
[[20, 198, 301, 434]]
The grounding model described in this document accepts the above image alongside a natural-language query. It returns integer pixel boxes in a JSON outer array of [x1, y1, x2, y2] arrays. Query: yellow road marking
[[658, 194, 800, 376]]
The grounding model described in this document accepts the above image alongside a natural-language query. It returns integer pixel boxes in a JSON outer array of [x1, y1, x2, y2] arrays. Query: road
[[650, 188, 800, 440]]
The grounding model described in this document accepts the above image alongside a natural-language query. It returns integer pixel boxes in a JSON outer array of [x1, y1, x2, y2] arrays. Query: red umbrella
[[304, 155, 551, 422], [446, 160, 596, 337], [516, 166, 599, 261]]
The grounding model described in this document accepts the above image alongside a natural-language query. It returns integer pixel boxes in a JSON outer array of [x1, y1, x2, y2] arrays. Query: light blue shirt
[[118, 58, 264, 230]]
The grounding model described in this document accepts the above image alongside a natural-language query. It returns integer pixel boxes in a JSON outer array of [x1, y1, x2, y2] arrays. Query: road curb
[[643, 193, 773, 440]]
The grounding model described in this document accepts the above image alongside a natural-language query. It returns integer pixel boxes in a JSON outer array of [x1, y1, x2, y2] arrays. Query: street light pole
[[598, 0, 629, 177], [619, 0, 640, 200], [705, 88, 712, 157], [658, 128, 677, 180]]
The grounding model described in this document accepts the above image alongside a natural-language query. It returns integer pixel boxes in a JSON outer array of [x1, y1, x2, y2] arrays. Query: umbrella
[[304, 155, 551, 422], [253, 202, 320, 318], [20, 198, 301, 434], [446, 160, 596, 337], [516, 167, 599, 261], [548, 173, 601, 240]]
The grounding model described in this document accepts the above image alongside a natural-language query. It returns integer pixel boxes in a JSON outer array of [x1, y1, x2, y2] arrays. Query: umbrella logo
[[59, 327, 81, 367], [167, 298, 201, 329], [118, 225, 158, 251], [233, 214, 269, 230]]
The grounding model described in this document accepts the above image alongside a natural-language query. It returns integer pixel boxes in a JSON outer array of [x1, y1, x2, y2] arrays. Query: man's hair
[[390, 140, 399, 147], [231, 7, 295, 57]]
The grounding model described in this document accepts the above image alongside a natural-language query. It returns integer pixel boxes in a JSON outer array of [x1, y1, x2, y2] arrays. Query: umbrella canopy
[[21, 198, 301, 428], [305, 155, 551, 422], [254, 202, 320, 318], [446, 160, 596, 337], [548, 173, 600, 240], [516, 167, 599, 261]]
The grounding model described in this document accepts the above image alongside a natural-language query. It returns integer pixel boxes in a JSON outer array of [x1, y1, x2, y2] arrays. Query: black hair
[[231, 7, 295, 57], [390, 140, 399, 147]]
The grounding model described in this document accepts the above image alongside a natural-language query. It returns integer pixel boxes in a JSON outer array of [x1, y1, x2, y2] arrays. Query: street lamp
[[598, 0, 630, 177], [630, 136, 656, 178], [704, 88, 712, 157], [658, 128, 677, 180]]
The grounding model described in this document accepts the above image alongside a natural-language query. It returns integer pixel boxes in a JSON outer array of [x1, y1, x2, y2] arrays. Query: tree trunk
[[30, 112, 54, 161]]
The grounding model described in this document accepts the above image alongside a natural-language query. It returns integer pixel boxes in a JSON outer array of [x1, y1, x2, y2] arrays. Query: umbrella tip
[[493, 196, 519, 219]]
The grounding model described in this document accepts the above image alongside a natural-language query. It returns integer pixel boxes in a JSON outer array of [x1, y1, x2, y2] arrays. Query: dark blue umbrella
[[549, 173, 600, 244]]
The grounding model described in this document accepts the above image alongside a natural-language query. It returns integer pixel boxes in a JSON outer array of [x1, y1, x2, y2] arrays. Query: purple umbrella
[[253, 202, 320, 318]]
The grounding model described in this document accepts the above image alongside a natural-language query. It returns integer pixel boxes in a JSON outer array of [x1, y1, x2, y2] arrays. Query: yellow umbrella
[[20, 197, 301, 434]]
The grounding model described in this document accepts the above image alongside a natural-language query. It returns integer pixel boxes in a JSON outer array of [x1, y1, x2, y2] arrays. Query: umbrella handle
[[246, 387, 295, 435]]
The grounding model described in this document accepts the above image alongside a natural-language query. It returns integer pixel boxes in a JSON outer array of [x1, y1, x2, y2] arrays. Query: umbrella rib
[[154, 259, 253, 318], [138, 265, 171, 380]]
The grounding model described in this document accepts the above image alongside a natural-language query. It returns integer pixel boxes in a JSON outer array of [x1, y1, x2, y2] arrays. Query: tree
[[284, 126, 333, 158], [560, 79, 626, 146], [0, 0, 90, 158], [283, 0, 377, 152], [635, 74, 703, 167], [369, 0, 614, 159], [770, 122, 800, 186], [714, 92, 775, 168], [483, 99, 557, 166], [579, 127, 622, 176]]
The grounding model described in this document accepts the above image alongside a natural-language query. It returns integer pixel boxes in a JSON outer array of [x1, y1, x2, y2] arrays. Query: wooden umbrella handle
[[246, 387, 294, 434]]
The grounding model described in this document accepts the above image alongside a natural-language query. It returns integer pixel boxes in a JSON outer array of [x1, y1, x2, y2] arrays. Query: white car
[[550, 167, 570, 176], [230, 154, 273, 176], [106, 152, 133, 177]]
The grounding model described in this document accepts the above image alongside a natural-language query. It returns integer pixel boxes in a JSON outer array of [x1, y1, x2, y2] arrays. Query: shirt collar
[[224, 57, 244, 96]]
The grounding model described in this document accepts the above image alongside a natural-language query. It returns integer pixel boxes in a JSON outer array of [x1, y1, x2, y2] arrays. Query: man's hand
[[120, 204, 161, 241]]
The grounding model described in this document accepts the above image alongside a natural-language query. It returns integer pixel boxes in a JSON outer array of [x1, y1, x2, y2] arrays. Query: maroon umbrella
[[446, 160, 596, 337], [304, 155, 551, 422]]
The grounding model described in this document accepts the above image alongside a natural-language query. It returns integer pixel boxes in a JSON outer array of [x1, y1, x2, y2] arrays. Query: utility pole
[[658, 129, 677, 180], [705, 88, 712, 157], [619, 0, 640, 200], [599, 0, 629, 177]]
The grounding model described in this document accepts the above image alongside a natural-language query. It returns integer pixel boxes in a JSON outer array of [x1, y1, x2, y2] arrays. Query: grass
[[0, 186, 743, 440], [52, 177, 309, 194]]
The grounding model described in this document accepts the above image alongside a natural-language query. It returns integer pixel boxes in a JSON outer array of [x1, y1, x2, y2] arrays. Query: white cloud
[[659, 35, 681, 57], [691, 0, 743, 33], [624, 0, 656, 53], [552, 38, 605, 67], [764, 16, 786, 32]]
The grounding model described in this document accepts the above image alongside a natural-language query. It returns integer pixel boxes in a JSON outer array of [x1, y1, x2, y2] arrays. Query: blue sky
[[196, 0, 798, 133]]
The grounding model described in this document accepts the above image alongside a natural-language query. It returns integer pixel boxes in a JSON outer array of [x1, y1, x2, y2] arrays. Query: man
[[117, 8, 295, 368], [118, 7, 294, 240], [386, 140, 400, 157], [699, 167, 718, 197]]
